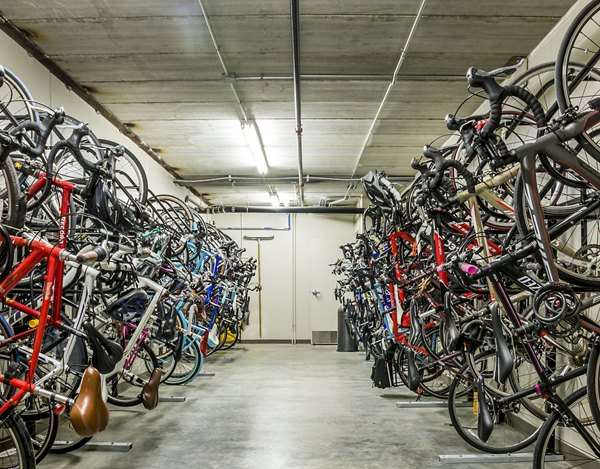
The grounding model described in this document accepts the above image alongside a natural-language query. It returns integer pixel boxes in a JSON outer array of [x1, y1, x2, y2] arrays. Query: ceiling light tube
[[242, 120, 269, 174]]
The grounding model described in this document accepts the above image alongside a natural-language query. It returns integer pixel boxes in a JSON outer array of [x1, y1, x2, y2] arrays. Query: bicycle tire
[[448, 351, 542, 454], [586, 344, 600, 432], [107, 341, 158, 407], [513, 172, 600, 288], [532, 387, 599, 468], [0, 406, 36, 469], [2, 156, 25, 230], [147, 194, 193, 257], [395, 347, 449, 399], [556, 0, 600, 160], [0, 67, 37, 129], [20, 393, 58, 464], [98, 139, 148, 205], [164, 339, 203, 386]]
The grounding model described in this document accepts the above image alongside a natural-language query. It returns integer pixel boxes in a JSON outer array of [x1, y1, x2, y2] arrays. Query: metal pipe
[[197, 0, 249, 122], [173, 175, 414, 185], [350, 0, 428, 177], [290, 0, 304, 206], [202, 206, 363, 214], [219, 214, 292, 231], [234, 74, 464, 82], [328, 183, 358, 206]]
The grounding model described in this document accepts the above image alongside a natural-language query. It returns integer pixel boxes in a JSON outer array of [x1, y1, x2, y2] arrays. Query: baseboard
[[241, 339, 311, 344]]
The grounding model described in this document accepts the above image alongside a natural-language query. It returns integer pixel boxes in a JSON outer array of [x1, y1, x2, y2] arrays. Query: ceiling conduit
[[350, 0, 428, 178], [204, 206, 363, 214], [290, 0, 305, 206], [173, 175, 415, 185]]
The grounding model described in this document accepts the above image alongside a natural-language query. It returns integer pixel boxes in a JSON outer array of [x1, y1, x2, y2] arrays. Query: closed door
[[308, 238, 342, 341]]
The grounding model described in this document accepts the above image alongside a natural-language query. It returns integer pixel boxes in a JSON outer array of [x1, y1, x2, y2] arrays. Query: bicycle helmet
[[362, 171, 393, 208], [105, 289, 149, 323]]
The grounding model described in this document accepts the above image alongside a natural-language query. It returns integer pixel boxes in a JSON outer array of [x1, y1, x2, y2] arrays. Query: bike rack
[[438, 452, 564, 464], [396, 400, 470, 408], [221, 346, 248, 352], [54, 441, 133, 452], [159, 396, 186, 403]]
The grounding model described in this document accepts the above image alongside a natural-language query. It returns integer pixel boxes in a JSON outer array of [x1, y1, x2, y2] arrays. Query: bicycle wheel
[[164, 339, 203, 386], [19, 393, 58, 464], [586, 344, 600, 431], [107, 341, 158, 407], [448, 351, 542, 453], [0, 407, 36, 469], [146, 334, 178, 384], [220, 322, 241, 351], [395, 346, 451, 399], [514, 172, 600, 288], [533, 387, 599, 468], [0, 67, 37, 130], [98, 139, 148, 205], [147, 194, 193, 257], [556, 0, 600, 159], [0, 157, 25, 230]]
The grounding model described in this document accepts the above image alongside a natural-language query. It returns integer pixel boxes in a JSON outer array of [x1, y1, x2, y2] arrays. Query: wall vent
[[311, 331, 337, 345]]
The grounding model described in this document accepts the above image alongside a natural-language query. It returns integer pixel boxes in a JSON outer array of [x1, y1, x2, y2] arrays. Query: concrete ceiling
[[0, 0, 576, 207]]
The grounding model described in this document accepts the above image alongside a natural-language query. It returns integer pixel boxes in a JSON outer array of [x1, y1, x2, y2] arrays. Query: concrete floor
[[41, 344, 533, 469]]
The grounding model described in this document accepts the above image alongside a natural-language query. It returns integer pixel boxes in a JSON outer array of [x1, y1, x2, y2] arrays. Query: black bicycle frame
[[517, 109, 600, 282]]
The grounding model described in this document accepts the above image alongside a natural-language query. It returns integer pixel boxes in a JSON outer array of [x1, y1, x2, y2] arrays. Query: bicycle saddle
[[156, 302, 177, 342], [0, 65, 4, 88], [491, 307, 514, 385], [70, 366, 110, 437], [82, 322, 124, 375], [443, 297, 461, 352], [406, 349, 420, 393], [141, 368, 162, 410]]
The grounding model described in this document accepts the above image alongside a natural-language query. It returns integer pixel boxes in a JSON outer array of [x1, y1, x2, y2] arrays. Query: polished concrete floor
[[41, 344, 533, 469]]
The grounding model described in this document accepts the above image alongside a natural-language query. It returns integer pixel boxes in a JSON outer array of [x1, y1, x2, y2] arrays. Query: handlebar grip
[[14, 109, 65, 158], [503, 85, 547, 128], [76, 245, 108, 263], [66, 124, 97, 173], [428, 159, 475, 194], [480, 101, 503, 138]]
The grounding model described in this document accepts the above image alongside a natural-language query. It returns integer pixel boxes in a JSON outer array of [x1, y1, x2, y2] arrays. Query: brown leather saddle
[[141, 368, 162, 410], [70, 366, 109, 437]]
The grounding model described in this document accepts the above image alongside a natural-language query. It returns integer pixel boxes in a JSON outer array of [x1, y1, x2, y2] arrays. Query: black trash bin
[[337, 303, 358, 352]]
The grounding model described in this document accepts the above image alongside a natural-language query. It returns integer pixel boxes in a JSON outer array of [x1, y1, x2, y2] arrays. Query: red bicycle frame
[[0, 170, 78, 413]]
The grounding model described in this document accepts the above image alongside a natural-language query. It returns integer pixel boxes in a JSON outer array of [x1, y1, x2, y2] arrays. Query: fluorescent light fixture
[[270, 192, 280, 208], [241, 120, 269, 174]]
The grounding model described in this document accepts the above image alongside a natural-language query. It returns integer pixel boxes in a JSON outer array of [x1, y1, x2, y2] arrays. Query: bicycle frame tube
[[516, 110, 600, 281]]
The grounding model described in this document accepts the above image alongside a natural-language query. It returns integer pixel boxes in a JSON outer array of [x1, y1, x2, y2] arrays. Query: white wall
[[0, 29, 190, 198], [206, 212, 356, 341]]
